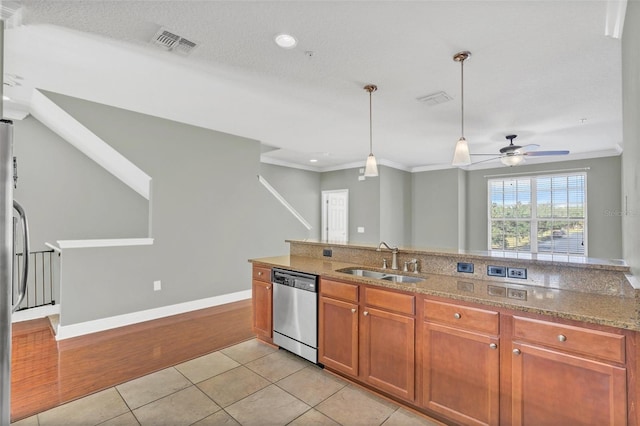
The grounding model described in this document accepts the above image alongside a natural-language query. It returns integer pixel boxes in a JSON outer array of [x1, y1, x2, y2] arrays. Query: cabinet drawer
[[365, 287, 414, 315], [320, 279, 358, 302], [513, 316, 625, 364], [252, 266, 271, 283], [423, 299, 499, 335]]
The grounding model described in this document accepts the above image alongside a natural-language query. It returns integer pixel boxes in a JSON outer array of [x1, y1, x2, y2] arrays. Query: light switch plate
[[488, 265, 506, 277], [457, 262, 474, 273], [357, 227, 365, 233]]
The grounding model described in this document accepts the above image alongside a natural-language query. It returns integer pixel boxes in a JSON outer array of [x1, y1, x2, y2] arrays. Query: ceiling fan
[[472, 134, 570, 166]]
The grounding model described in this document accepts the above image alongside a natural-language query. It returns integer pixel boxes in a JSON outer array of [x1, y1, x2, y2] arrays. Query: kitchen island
[[250, 240, 639, 426]]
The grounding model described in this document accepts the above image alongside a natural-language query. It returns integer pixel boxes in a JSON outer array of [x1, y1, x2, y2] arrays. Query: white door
[[322, 190, 349, 243]]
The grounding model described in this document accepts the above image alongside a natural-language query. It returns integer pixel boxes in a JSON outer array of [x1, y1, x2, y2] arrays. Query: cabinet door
[[422, 322, 499, 426], [319, 296, 359, 376], [511, 342, 626, 426], [361, 307, 415, 401], [252, 280, 272, 341]]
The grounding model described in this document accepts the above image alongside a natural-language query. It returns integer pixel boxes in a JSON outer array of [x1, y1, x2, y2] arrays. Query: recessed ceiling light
[[274, 33, 297, 49], [309, 159, 318, 163], [2, 96, 10, 101]]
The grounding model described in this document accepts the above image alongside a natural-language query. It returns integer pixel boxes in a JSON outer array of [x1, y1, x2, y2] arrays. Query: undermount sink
[[343, 269, 387, 279], [380, 274, 424, 284], [338, 268, 425, 284]]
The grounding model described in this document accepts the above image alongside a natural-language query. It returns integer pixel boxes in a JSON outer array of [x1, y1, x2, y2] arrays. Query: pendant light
[[364, 84, 379, 177], [452, 51, 472, 166]]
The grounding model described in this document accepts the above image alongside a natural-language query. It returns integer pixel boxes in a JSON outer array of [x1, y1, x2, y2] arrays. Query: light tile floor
[[11, 339, 443, 426]]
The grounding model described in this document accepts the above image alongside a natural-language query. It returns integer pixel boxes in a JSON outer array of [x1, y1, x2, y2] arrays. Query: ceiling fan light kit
[[500, 134, 525, 166], [364, 84, 379, 177], [501, 154, 525, 166], [452, 51, 472, 166]]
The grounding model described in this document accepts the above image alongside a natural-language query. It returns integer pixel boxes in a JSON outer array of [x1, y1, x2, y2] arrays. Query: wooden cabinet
[[318, 279, 359, 376], [421, 299, 500, 426], [319, 279, 416, 401], [510, 316, 627, 425], [361, 287, 415, 401], [251, 266, 272, 342], [255, 263, 636, 425]]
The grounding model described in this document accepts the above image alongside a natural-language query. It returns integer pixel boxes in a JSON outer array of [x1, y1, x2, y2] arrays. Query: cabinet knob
[[364, 311, 369, 316], [513, 348, 521, 355], [257, 271, 263, 276], [351, 308, 357, 314], [266, 286, 271, 290], [454, 313, 462, 319], [489, 343, 498, 350], [557, 334, 567, 342]]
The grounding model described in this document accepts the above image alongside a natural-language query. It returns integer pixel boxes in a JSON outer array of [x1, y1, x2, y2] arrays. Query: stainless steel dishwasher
[[272, 268, 318, 363]]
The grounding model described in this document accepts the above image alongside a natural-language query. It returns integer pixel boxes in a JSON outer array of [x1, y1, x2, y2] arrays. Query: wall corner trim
[[29, 89, 152, 199], [57, 238, 154, 249], [258, 175, 312, 230]]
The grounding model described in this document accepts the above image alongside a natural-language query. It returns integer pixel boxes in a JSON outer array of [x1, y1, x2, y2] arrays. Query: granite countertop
[[250, 255, 640, 332]]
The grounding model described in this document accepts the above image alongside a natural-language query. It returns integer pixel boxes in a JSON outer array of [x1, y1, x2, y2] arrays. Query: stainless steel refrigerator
[[1, 119, 30, 425]]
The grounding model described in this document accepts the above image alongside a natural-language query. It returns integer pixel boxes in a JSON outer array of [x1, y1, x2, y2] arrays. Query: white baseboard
[[56, 290, 252, 341], [12, 304, 61, 323]]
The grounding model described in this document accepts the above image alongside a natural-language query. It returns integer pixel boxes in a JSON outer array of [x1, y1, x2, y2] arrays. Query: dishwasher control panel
[[272, 268, 318, 292]]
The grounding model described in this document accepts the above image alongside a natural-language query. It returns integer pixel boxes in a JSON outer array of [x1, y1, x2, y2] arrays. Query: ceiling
[[2, 1, 626, 172]]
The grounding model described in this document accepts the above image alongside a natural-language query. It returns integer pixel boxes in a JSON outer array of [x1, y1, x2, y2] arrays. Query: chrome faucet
[[377, 241, 399, 270], [404, 259, 419, 274]]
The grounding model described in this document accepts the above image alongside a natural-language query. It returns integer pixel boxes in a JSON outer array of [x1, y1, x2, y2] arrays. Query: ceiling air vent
[[151, 27, 199, 55], [417, 91, 453, 106]]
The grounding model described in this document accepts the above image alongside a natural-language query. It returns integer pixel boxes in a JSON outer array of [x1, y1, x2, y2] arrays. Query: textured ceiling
[[3, 1, 625, 171]]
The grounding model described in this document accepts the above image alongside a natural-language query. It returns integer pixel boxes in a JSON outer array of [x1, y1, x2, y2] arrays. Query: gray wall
[[13, 116, 149, 251], [379, 167, 412, 246], [465, 156, 623, 260], [321, 168, 380, 244], [411, 168, 462, 249], [19, 92, 319, 325], [259, 163, 321, 244], [15, 84, 630, 325], [622, 2, 640, 275]]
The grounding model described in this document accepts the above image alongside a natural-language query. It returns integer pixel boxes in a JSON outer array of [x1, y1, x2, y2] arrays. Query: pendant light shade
[[452, 51, 472, 167], [365, 153, 378, 176], [452, 137, 470, 166], [363, 84, 379, 177]]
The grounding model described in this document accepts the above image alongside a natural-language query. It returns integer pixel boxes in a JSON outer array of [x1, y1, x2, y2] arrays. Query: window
[[489, 173, 586, 256]]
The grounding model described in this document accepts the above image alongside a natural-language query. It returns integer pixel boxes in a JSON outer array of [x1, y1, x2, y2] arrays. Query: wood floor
[[10, 299, 254, 422]]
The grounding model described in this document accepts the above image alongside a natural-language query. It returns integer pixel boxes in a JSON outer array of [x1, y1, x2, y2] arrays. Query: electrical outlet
[[153, 280, 162, 291], [323, 249, 332, 257], [457, 262, 474, 273], [507, 267, 527, 279], [487, 265, 506, 277]]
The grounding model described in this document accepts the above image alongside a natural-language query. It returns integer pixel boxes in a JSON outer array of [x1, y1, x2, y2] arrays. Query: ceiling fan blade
[[524, 150, 570, 157], [470, 156, 501, 165], [520, 144, 540, 152]]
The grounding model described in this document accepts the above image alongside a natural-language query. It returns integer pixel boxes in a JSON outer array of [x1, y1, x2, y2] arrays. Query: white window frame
[[487, 172, 588, 257]]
